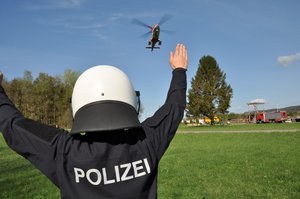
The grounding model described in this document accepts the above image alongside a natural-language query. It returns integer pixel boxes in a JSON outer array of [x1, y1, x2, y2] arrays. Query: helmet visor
[[70, 101, 141, 134]]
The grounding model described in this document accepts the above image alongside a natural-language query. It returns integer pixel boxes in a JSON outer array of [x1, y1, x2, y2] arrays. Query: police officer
[[0, 43, 188, 199]]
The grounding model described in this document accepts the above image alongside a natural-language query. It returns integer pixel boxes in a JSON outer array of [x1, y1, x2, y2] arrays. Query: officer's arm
[[0, 73, 64, 187], [142, 44, 188, 160], [166, 43, 188, 106]]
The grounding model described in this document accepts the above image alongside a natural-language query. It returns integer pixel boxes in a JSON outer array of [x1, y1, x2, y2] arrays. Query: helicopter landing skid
[[146, 47, 160, 49]]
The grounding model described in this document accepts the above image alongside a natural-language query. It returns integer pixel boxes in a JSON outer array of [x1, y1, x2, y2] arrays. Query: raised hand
[[169, 44, 188, 70]]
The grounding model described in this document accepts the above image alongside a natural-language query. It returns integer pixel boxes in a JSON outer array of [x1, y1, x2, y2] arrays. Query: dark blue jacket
[[0, 69, 186, 199]]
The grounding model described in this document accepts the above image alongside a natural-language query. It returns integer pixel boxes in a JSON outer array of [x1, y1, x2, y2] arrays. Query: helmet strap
[[69, 97, 74, 120], [136, 91, 140, 115]]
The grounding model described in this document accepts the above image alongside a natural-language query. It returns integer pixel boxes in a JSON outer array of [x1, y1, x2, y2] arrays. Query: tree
[[187, 55, 233, 125], [4, 71, 33, 118], [59, 69, 80, 128], [3, 69, 80, 128], [32, 73, 57, 124]]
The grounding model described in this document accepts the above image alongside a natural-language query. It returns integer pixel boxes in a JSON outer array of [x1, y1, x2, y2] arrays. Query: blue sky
[[1, 0, 299, 120]]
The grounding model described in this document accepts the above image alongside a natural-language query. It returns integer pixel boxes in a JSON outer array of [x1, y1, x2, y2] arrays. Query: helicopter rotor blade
[[132, 18, 152, 29], [140, 31, 152, 38], [161, 29, 175, 34], [158, 14, 172, 26]]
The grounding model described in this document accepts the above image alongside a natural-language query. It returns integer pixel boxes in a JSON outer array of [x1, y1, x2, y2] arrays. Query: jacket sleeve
[[0, 86, 66, 187], [142, 68, 186, 160]]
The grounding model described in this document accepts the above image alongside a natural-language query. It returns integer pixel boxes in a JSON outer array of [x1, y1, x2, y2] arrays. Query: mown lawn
[[178, 122, 300, 132], [158, 131, 300, 198], [1, 125, 300, 198]]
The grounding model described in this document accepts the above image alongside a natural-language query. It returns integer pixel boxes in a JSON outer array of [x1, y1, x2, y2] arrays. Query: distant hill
[[263, 105, 300, 113]]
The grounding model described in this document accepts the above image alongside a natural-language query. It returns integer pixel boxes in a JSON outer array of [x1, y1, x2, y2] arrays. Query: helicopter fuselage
[[147, 24, 161, 51]]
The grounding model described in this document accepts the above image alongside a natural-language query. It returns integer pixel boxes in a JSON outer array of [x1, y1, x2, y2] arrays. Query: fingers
[[183, 45, 188, 66], [169, 43, 188, 70], [175, 44, 186, 56], [175, 43, 185, 56], [177, 44, 188, 67], [175, 44, 181, 56], [169, 51, 175, 69]]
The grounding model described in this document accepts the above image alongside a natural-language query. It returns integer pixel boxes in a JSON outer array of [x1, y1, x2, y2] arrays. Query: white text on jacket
[[74, 158, 151, 185]]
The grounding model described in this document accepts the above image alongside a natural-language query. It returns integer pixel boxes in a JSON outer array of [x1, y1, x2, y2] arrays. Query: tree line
[[2, 55, 233, 128], [2, 69, 80, 129]]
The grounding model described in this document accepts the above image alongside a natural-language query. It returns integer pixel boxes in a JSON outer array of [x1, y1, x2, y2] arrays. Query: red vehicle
[[256, 111, 288, 123]]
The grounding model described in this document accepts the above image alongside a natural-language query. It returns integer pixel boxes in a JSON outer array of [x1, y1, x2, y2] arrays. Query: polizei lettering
[[74, 158, 151, 186]]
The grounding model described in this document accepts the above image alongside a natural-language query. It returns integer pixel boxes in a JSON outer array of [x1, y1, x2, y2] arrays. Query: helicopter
[[132, 15, 173, 51]]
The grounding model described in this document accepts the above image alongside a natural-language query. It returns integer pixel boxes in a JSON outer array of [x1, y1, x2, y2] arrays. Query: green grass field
[[159, 132, 300, 198], [1, 123, 300, 198], [178, 122, 300, 132]]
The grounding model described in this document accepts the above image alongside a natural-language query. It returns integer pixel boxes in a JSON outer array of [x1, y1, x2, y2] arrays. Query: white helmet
[[70, 65, 141, 134]]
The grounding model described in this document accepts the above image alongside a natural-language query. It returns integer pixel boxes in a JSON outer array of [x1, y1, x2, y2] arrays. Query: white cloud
[[36, 14, 113, 40], [108, 13, 125, 22], [278, 52, 300, 67], [93, 30, 108, 40], [26, 0, 85, 10], [37, 14, 103, 28], [59, 0, 84, 7], [35, 11, 165, 41]]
